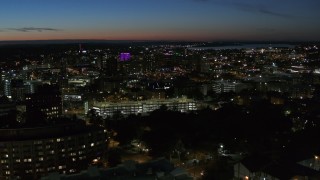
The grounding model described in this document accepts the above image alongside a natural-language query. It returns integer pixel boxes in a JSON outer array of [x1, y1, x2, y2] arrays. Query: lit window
[[1, 160, 7, 163]]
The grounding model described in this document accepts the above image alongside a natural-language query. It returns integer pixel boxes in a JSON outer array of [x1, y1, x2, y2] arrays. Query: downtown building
[[0, 121, 107, 179], [92, 98, 197, 118], [212, 80, 247, 94], [0, 84, 107, 179], [0, 96, 16, 127], [25, 84, 62, 121]]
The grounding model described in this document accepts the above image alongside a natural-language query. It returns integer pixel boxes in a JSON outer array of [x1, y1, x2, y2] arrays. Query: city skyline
[[0, 0, 320, 42]]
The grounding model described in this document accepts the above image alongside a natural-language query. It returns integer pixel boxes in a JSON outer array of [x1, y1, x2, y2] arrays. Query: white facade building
[[93, 98, 197, 117]]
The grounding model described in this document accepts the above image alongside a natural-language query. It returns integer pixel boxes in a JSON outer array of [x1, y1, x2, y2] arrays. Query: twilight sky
[[0, 0, 319, 41]]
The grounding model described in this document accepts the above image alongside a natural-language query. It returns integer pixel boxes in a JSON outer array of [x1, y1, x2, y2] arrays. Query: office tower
[[104, 56, 118, 77], [1, 72, 11, 98], [0, 96, 16, 127], [3, 79, 11, 98], [25, 84, 62, 123], [0, 73, 4, 95], [11, 79, 25, 102]]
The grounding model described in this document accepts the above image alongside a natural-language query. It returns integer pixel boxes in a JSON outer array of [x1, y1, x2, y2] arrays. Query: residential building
[[0, 121, 106, 179]]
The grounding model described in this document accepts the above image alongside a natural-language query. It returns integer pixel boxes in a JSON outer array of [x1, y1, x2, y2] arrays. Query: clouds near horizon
[[4, 27, 61, 32]]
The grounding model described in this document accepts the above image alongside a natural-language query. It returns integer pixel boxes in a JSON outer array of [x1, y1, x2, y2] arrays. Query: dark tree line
[[105, 100, 294, 158]]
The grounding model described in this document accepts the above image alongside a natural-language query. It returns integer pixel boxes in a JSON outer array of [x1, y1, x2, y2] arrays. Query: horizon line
[[0, 39, 317, 42]]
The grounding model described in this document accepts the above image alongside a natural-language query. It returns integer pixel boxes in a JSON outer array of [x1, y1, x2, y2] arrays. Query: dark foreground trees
[[106, 100, 293, 159]]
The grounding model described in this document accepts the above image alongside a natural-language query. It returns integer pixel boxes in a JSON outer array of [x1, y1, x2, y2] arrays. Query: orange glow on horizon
[[0, 29, 242, 42]]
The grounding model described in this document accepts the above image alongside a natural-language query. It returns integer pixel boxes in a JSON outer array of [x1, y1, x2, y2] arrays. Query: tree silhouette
[[202, 157, 233, 180], [107, 148, 122, 167]]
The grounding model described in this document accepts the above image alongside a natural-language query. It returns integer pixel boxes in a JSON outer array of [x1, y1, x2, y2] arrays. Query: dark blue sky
[[0, 0, 319, 41]]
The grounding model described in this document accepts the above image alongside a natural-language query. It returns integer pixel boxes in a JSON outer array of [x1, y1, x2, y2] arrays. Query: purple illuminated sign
[[120, 53, 131, 61]]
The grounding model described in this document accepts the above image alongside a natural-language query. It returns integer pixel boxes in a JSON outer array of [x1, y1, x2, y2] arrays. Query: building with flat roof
[[92, 98, 197, 118], [0, 121, 107, 179], [212, 80, 247, 94], [0, 96, 16, 127], [41, 158, 193, 180], [25, 84, 62, 122]]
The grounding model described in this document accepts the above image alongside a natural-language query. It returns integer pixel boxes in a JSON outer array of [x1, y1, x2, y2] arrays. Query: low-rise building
[[41, 158, 193, 180], [234, 155, 320, 180], [93, 98, 197, 117]]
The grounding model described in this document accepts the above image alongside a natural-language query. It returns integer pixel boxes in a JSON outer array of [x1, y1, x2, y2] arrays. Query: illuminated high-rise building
[[0, 72, 12, 98], [3, 79, 11, 98]]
